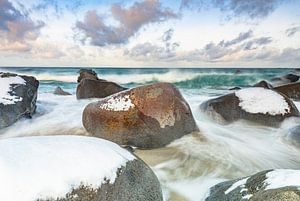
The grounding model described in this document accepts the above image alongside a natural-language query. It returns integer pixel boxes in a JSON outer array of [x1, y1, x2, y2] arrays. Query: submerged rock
[[229, 87, 241, 91], [83, 82, 198, 148], [271, 73, 300, 86], [253, 80, 273, 89], [274, 83, 300, 101], [0, 72, 39, 129], [287, 126, 300, 146], [76, 79, 127, 99], [54, 86, 71, 95], [0, 136, 163, 201], [200, 87, 299, 127], [206, 169, 300, 201]]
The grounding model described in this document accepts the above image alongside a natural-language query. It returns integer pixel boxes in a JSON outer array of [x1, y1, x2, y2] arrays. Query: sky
[[0, 0, 299, 67]]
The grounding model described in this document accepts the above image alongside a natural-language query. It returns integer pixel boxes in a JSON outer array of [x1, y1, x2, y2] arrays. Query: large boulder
[[205, 169, 300, 201], [0, 135, 163, 201], [53, 86, 71, 95], [0, 72, 39, 129], [83, 82, 198, 148], [200, 87, 299, 127], [274, 83, 300, 101], [76, 79, 127, 99], [77, 68, 99, 83]]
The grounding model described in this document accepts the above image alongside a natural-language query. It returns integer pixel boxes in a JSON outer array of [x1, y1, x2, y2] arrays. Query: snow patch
[[0, 75, 26, 105], [99, 94, 135, 111], [0, 135, 135, 201], [235, 88, 290, 115], [225, 177, 249, 194], [265, 169, 300, 190]]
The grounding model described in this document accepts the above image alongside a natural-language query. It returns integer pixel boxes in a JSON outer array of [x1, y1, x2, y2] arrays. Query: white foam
[[235, 88, 290, 115], [99, 94, 135, 111], [265, 169, 300, 190], [0, 135, 135, 201], [0, 74, 26, 105]]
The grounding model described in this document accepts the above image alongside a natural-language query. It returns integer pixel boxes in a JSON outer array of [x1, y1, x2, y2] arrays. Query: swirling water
[[0, 67, 300, 201]]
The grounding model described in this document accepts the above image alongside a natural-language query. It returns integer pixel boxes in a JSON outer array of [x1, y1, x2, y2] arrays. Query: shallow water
[[1, 67, 300, 201]]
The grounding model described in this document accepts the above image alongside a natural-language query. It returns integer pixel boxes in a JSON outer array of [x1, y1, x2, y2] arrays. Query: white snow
[[0, 75, 26, 105], [225, 177, 249, 194], [235, 87, 290, 115], [0, 135, 136, 201], [99, 94, 135, 111], [264, 169, 300, 190]]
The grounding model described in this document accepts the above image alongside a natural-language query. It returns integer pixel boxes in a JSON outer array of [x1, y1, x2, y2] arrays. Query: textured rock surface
[[83, 82, 198, 148], [206, 170, 300, 201], [253, 80, 273, 89], [76, 79, 127, 99], [51, 159, 163, 201], [275, 83, 300, 101], [200, 88, 299, 127], [0, 72, 39, 129]]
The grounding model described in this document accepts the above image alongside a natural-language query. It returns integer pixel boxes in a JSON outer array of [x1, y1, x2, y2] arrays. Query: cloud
[[76, 0, 179, 46], [286, 26, 300, 37], [176, 30, 274, 62], [0, 0, 44, 42], [181, 0, 284, 19], [124, 28, 179, 60]]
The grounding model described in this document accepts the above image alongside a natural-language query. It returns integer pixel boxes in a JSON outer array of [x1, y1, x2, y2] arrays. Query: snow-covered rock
[[0, 72, 39, 129], [83, 82, 198, 149], [0, 135, 163, 201], [205, 169, 300, 201], [200, 87, 299, 127]]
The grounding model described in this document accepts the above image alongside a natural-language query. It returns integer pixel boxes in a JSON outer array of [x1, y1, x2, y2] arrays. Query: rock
[[83, 82, 198, 149], [54, 86, 71, 95], [200, 87, 299, 127], [205, 169, 300, 201], [253, 80, 273, 89], [76, 79, 127, 99], [287, 125, 300, 146], [77, 68, 99, 83], [0, 72, 39, 129], [271, 74, 300, 86], [284, 74, 300, 83], [229, 87, 241, 91], [274, 83, 300, 101], [0, 136, 163, 201]]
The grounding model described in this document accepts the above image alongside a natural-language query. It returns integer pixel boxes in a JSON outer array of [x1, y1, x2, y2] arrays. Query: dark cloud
[[181, 0, 284, 19], [124, 28, 179, 60], [0, 0, 44, 43], [76, 0, 179, 46], [286, 26, 300, 37]]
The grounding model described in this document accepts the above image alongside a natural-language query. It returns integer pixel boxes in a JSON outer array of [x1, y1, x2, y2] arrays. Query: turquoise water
[[0, 67, 296, 93]]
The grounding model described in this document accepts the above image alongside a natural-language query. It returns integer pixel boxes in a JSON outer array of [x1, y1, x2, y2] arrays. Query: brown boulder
[[274, 82, 300, 101], [76, 79, 127, 99], [77, 69, 101, 83], [82, 82, 198, 148]]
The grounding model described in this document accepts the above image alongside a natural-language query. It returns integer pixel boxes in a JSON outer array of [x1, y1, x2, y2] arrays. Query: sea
[[0, 67, 300, 201]]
